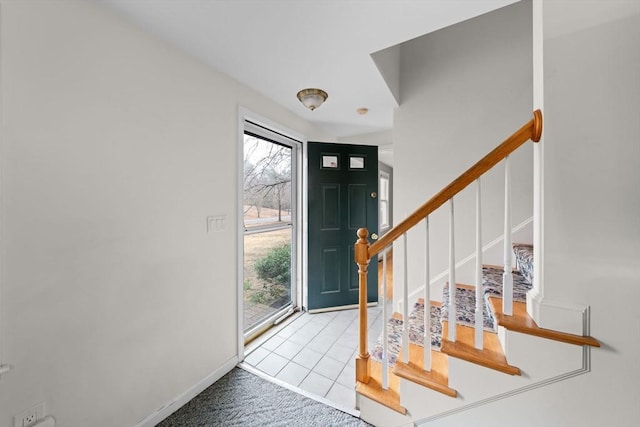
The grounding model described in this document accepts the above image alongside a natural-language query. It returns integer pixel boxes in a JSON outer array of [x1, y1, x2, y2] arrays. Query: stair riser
[[400, 379, 463, 419], [402, 358, 527, 421], [532, 299, 588, 336], [357, 394, 413, 427], [500, 327, 584, 373]]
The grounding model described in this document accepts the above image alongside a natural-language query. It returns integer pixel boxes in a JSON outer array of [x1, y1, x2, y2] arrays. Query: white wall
[[537, 0, 639, 422], [393, 1, 533, 301], [0, 1, 332, 426], [421, 1, 640, 426]]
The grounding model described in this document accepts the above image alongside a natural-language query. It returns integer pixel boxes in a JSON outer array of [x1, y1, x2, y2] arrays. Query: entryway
[[243, 307, 381, 411], [238, 112, 395, 410], [241, 253, 393, 411]]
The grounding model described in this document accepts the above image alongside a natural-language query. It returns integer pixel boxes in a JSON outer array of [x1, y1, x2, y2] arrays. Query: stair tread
[[488, 298, 600, 347], [356, 360, 407, 415], [441, 282, 496, 331], [394, 343, 457, 397], [371, 302, 442, 366], [441, 322, 521, 375], [482, 266, 532, 303], [441, 268, 532, 332]]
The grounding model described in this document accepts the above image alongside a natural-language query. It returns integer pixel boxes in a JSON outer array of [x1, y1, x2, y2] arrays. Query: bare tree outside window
[[243, 133, 294, 331], [243, 134, 292, 226]]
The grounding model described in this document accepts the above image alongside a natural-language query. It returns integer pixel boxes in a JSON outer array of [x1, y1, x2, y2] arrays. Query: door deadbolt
[[371, 192, 377, 198], [371, 233, 379, 240]]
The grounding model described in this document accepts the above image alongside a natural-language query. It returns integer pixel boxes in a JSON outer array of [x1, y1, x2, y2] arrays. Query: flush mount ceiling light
[[296, 88, 328, 111]]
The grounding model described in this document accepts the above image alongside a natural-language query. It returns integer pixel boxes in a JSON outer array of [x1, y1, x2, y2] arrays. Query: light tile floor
[[244, 305, 385, 410]]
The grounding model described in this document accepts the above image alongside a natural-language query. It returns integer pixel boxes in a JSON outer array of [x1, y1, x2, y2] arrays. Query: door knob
[[370, 192, 377, 198], [371, 233, 378, 240]]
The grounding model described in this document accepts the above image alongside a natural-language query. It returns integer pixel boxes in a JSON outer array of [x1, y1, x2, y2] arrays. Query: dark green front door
[[307, 142, 378, 311]]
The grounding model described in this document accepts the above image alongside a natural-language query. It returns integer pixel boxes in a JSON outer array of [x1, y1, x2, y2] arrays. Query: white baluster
[[402, 233, 410, 363], [423, 217, 432, 370], [503, 156, 514, 315], [448, 199, 456, 342], [381, 247, 389, 390], [475, 179, 484, 349]]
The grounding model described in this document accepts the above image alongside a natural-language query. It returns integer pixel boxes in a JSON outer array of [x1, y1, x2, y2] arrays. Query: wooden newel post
[[355, 227, 371, 383]]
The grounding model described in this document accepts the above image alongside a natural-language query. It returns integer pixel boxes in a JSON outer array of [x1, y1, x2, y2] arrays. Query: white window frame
[[236, 107, 305, 359], [379, 171, 391, 233]]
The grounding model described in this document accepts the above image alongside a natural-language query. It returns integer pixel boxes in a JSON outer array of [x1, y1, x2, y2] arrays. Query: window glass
[[380, 172, 390, 229]]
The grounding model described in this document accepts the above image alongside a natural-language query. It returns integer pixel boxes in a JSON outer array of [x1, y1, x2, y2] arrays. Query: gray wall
[[418, 1, 640, 426], [0, 2, 331, 426], [394, 1, 533, 299]]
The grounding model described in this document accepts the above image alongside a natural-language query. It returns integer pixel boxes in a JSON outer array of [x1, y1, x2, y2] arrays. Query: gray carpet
[[157, 368, 372, 427]]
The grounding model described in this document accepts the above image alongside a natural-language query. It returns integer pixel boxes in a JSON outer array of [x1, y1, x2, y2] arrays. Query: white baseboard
[[135, 356, 238, 427]]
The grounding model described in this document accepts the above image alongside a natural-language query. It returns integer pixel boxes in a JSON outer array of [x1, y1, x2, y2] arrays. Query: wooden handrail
[[367, 110, 542, 259], [354, 110, 542, 386]]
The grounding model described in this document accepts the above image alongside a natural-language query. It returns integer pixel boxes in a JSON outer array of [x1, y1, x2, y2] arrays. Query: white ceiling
[[98, 0, 519, 138]]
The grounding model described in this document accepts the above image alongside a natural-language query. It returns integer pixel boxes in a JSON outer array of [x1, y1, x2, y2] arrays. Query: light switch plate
[[207, 215, 226, 233]]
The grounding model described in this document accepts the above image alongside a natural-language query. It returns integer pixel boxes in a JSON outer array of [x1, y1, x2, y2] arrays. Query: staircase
[[358, 246, 600, 426], [352, 111, 600, 426]]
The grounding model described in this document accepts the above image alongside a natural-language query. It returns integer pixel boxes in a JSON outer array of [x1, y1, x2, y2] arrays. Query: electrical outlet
[[14, 402, 45, 427], [23, 412, 36, 426]]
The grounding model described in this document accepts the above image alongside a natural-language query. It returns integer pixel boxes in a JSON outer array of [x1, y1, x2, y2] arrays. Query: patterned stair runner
[[372, 244, 534, 366], [480, 266, 532, 328], [371, 302, 441, 366], [441, 282, 496, 331], [513, 244, 534, 283]]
